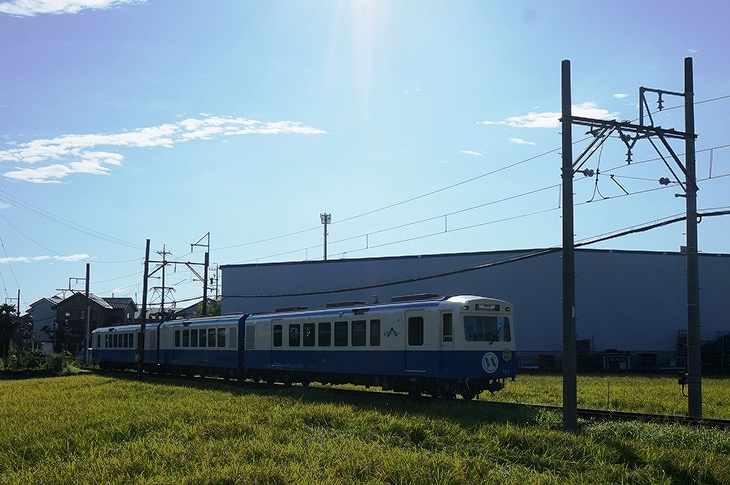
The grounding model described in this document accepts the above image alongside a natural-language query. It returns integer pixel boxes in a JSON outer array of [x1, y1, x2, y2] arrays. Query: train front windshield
[[463, 315, 511, 342]]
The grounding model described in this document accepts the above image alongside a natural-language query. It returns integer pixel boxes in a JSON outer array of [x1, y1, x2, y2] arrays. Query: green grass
[[1, 374, 729, 484], [492, 373, 730, 419]]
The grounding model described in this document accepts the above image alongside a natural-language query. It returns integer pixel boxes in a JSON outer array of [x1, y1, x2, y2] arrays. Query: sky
[[1, 0, 729, 313]]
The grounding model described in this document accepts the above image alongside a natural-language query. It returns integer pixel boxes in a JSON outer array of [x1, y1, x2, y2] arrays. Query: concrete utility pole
[[320, 213, 331, 260], [560, 60, 578, 432], [683, 58, 702, 418], [188, 233, 211, 316], [84, 263, 91, 365], [138, 239, 150, 379], [560, 57, 701, 420]]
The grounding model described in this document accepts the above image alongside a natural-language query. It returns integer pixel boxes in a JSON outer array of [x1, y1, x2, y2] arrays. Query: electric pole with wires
[[560, 57, 701, 429]]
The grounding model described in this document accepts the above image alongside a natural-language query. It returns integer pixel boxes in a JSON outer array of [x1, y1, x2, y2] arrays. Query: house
[[53, 293, 137, 355], [25, 296, 63, 353]]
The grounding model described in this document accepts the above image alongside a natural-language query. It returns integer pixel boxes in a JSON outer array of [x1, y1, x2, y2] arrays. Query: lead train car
[[92, 294, 516, 399]]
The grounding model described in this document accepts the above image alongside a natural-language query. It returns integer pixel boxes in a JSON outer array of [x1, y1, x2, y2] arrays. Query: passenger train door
[[439, 312, 455, 373], [404, 311, 426, 372]]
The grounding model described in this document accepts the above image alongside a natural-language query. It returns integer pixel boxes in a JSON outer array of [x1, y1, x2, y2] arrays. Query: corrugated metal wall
[[221, 249, 730, 355]]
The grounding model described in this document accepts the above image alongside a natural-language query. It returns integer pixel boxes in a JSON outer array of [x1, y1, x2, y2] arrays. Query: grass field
[[1, 373, 728, 484]]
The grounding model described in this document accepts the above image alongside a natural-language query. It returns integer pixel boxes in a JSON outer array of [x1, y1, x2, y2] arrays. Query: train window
[[199, 329, 207, 347], [442, 313, 453, 342], [245, 326, 255, 350], [273, 324, 282, 347], [370, 319, 381, 346], [174, 330, 180, 348], [303, 323, 315, 347], [113, 334, 118, 348], [191, 329, 198, 347], [104, 335, 109, 348], [230, 328, 237, 349], [318, 322, 331, 347], [351, 320, 366, 346], [183, 329, 190, 347], [97, 335, 101, 348], [218, 328, 226, 347], [334, 321, 348, 347], [408, 317, 424, 346], [463, 316, 511, 342], [208, 328, 216, 347], [130, 333, 135, 348], [289, 324, 301, 347], [125, 333, 130, 348]]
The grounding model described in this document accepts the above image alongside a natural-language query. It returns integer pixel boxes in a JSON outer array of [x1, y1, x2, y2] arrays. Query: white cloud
[[479, 102, 619, 129], [0, 0, 144, 17], [614, 93, 629, 99], [0, 253, 89, 263], [508, 138, 536, 146], [460, 150, 483, 158], [0, 114, 328, 183]]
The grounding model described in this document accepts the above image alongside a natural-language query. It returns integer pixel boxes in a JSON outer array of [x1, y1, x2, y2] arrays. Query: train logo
[[384, 327, 400, 338], [482, 352, 499, 374]]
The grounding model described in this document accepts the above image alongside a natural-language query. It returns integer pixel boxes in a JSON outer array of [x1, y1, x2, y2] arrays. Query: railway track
[[494, 401, 730, 429], [90, 369, 730, 429]]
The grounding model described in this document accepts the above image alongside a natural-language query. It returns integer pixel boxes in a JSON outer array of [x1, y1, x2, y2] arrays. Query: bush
[[11, 348, 49, 370], [6, 348, 79, 376]]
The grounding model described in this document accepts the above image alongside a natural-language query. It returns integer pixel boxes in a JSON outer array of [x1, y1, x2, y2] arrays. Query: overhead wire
[[222, 208, 730, 300], [0, 189, 141, 250]]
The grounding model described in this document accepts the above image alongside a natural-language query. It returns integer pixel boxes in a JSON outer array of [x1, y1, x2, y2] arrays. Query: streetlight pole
[[320, 213, 331, 261]]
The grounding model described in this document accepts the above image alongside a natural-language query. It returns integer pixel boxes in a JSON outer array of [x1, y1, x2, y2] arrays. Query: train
[[91, 294, 516, 399]]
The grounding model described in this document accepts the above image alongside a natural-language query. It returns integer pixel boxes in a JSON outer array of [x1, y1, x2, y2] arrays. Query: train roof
[[246, 294, 508, 321]]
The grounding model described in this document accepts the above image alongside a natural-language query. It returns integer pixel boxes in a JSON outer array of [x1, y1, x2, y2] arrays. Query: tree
[[0, 303, 20, 370], [194, 299, 221, 317]]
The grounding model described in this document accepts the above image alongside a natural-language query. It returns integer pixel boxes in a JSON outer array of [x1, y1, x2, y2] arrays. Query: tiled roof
[[103, 297, 137, 310]]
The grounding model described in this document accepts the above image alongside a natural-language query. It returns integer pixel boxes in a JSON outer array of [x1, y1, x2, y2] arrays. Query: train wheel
[[439, 390, 456, 400], [460, 390, 477, 400]]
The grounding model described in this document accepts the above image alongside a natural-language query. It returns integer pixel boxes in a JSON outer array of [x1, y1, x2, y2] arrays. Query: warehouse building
[[221, 249, 730, 371]]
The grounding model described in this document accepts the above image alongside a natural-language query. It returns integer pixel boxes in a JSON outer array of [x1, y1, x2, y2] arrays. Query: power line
[[0, 189, 141, 249]]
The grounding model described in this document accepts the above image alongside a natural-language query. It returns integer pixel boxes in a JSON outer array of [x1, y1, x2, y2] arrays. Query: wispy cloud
[[0, 0, 144, 17], [0, 253, 89, 264], [478, 102, 619, 129], [614, 93, 629, 99], [460, 150, 483, 158], [508, 138, 536, 146], [0, 115, 328, 183]]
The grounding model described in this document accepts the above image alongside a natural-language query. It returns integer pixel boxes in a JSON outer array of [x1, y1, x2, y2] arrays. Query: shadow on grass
[[105, 372, 556, 429]]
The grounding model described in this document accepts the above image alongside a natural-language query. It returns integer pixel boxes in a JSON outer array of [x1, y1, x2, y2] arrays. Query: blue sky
[[1, 0, 728, 312]]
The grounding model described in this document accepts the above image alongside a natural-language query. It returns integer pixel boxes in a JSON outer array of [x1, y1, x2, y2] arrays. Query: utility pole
[[320, 213, 331, 260], [84, 263, 90, 365], [560, 57, 701, 418], [188, 233, 211, 316], [560, 59, 578, 431], [138, 239, 150, 379], [149, 246, 174, 321], [683, 58, 702, 418]]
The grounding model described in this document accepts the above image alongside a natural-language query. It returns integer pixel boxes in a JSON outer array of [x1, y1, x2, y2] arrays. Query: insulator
[[659, 177, 671, 185]]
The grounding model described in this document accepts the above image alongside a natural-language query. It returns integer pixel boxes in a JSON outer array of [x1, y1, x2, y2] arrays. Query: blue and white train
[[92, 294, 516, 399]]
